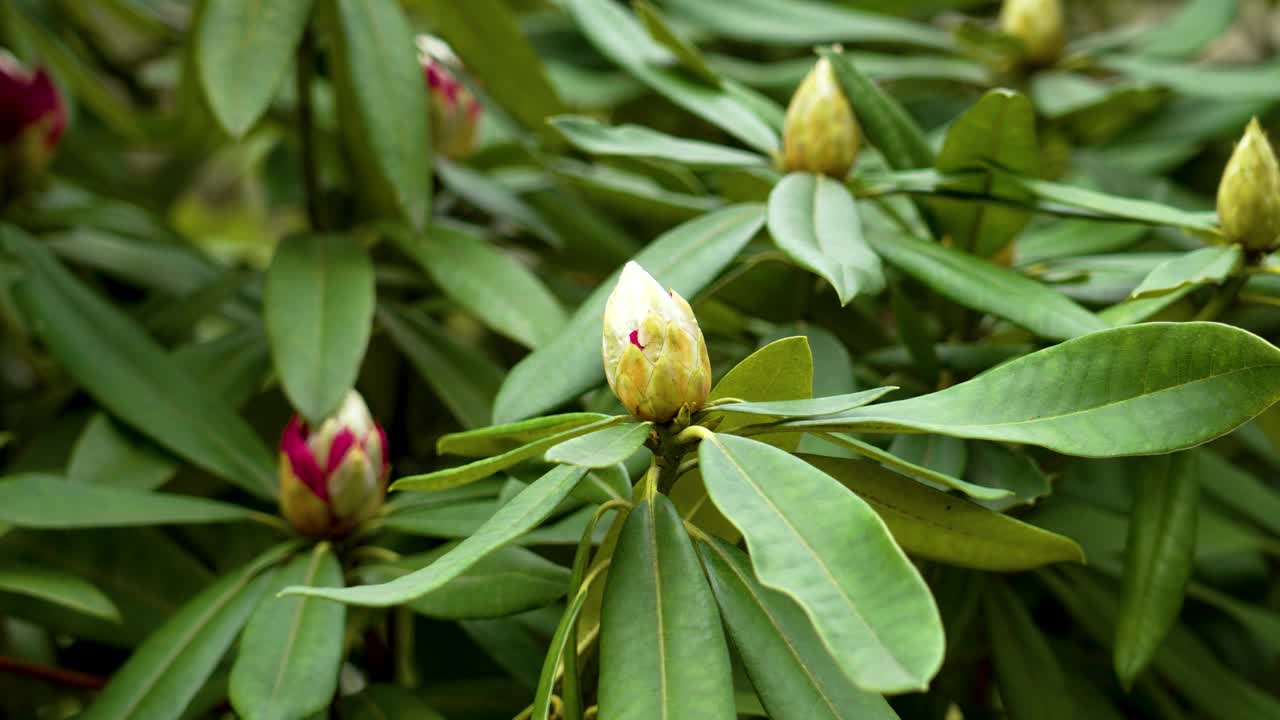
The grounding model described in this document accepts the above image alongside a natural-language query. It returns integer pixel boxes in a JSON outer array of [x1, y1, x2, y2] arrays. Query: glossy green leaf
[[438, 413, 610, 458], [713, 388, 897, 418], [554, 160, 720, 223], [634, 0, 719, 84], [0, 562, 120, 621], [435, 161, 561, 247], [966, 442, 1052, 512], [866, 232, 1108, 340], [3, 227, 275, 498], [698, 433, 943, 693], [813, 433, 1011, 500], [784, 322, 1280, 457], [664, 0, 952, 50], [821, 49, 933, 172], [696, 538, 898, 720], [1130, 245, 1241, 299], [768, 173, 884, 305], [932, 89, 1038, 257], [282, 465, 587, 606], [531, 583, 591, 720], [195, 0, 313, 136], [804, 455, 1083, 571], [393, 417, 621, 491], [81, 543, 293, 720], [1010, 174, 1220, 233], [417, 0, 563, 130], [494, 204, 765, 423], [265, 233, 374, 424], [322, 0, 430, 227], [0, 474, 255, 528], [551, 115, 765, 168], [338, 685, 445, 720], [1115, 452, 1199, 688], [545, 422, 651, 468], [888, 433, 968, 480], [67, 414, 175, 490], [394, 223, 566, 349], [985, 579, 1073, 720], [230, 543, 344, 720], [598, 495, 735, 720]]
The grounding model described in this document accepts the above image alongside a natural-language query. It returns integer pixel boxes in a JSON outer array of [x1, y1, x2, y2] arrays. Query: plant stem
[[296, 28, 322, 230], [0, 655, 105, 690], [393, 606, 417, 688]]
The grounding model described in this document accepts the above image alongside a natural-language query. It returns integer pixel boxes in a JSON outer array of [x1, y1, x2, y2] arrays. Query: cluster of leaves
[[4, 0, 1280, 719]]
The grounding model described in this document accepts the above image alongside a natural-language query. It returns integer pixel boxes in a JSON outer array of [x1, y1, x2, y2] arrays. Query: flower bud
[[0, 53, 65, 200], [602, 262, 711, 423], [1217, 118, 1280, 251], [782, 57, 861, 179], [420, 54, 481, 161], [1000, 0, 1065, 66], [279, 391, 388, 537]]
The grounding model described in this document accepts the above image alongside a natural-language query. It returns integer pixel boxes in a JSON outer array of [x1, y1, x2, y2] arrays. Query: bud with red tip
[[420, 55, 481, 161], [0, 53, 65, 200], [279, 391, 388, 537]]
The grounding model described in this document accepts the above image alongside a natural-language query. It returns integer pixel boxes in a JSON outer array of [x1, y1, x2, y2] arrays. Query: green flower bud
[[1000, 0, 1065, 66], [782, 57, 861, 179], [1217, 118, 1280, 251], [602, 262, 711, 423]]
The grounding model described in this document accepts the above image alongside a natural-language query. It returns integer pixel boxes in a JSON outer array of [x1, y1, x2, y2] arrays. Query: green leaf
[[696, 538, 898, 720], [804, 455, 1083, 571], [698, 433, 943, 693], [634, 0, 720, 85], [814, 433, 1010, 500], [81, 543, 294, 720], [67, 414, 175, 491], [3, 227, 276, 498], [1100, 53, 1280, 101], [195, 0, 313, 136], [1009, 173, 1220, 233], [282, 465, 588, 606], [932, 89, 1038, 257], [434, 160, 561, 247], [767, 173, 884, 305], [1115, 452, 1199, 688], [663, 0, 952, 50], [393, 416, 622, 492], [866, 232, 1108, 341], [551, 115, 765, 168], [0, 562, 120, 621], [821, 49, 933, 172], [378, 304, 503, 430], [265, 233, 375, 424], [713, 388, 897, 418], [0, 474, 255, 529], [545, 422, 652, 468], [1197, 450, 1280, 537], [393, 223, 566, 349], [784, 322, 1280, 457], [321, 0, 430, 227], [554, 161, 720, 223], [985, 579, 1073, 720], [1130, 245, 1242, 299], [229, 543, 345, 720], [494, 204, 765, 423], [417, 0, 563, 131], [338, 685, 445, 720], [438, 413, 610, 458], [531, 583, 591, 720], [598, 495, 735, 719], [1136, 0, 1237, 58], [965, 442, 1052, 512]]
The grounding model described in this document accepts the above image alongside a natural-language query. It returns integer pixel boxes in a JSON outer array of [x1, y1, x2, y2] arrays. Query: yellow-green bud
[[782, 57, 861, 179], [1218, 118, 1280, 251], [1000, 0, 1065, 66], [602, 262, 711, 423]]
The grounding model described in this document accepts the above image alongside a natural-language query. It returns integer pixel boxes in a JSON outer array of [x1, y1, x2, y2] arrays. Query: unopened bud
[[1217, 118, 1280, 251], [1000, 0, 1065, 66], [0, 53, 65, 200], [420, 53, 481, 161], [602, 262, 711, 423], [279, 391, 388, 537], [782, 57, 860, 179]]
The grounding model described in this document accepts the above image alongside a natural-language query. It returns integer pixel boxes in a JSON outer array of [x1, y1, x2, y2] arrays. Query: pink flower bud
[[278, 391, 388, 537], [0, 53, 65, 197], [421, 55, 481, 161]]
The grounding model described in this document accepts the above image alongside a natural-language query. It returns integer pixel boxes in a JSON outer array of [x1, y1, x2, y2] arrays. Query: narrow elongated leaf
[[1137, 0, 1237, 58], [985, 579, 1073, 720], [531, 585, 591, 720], [697, 538, 898, 720], [67, 414, 175, 490], [265, 234, 375, 424], [664, 0, 952, 50], [282, 465, 588, 606], [545, 422, 651, 468], [867, 232, 1107, 340], [1115, 452, 1199, 688], [0, 474, 255, 528], [439, 413, 609, 458], [196, 0, 314, 136], [768, 173, 884, 304], [0, 563, 119, 621], [821, 49, 933, 171], [803, 455, 1083, 571], [713, 388, 897, 418], [322, 0, 430, 227], [785, 322, 1280, 457], [435, 161, 561, 247], [393, 416, 622, 491], [230, 544, 344, 720], [3, 227, 275, 498], [635, 1, 720, 84], [598, 495, 735, 720], [81, 544, 294, 720], [966, 442, 1052, 512], [1130, 245, 1241, 299], [1010, 174, 1219, 233], [814, 433, 1011, 500], [551, 116, 765, 167], [698, 433, 943, 692], [494, 205, 765, 423], [338, 685, 445, 720]]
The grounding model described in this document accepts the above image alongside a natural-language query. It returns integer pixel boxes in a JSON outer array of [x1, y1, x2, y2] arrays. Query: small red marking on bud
[[629, 330, 645, 350]]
